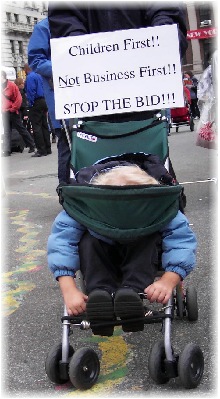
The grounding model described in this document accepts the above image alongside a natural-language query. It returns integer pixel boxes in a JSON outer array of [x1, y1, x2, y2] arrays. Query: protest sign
[[50, 24, 184, 119]]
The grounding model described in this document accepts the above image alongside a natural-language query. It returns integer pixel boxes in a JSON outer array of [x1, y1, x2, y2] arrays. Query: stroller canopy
[[59, 117, 182, 241]]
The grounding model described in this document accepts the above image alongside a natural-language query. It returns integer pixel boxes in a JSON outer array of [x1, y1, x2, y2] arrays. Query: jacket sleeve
[[47, 210, 86, 280], [28, 20, 53, 78], [160, 210, 197, 279], [144, 3, 188, 58]]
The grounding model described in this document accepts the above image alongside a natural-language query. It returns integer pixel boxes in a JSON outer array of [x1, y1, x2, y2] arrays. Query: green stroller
[[45, 114, 204, 390]]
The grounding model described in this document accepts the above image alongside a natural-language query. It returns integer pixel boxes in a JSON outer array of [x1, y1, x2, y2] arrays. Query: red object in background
[[171, 107, 191, 123], [183, 86, 191, 104], [187, 27, 217, 40]]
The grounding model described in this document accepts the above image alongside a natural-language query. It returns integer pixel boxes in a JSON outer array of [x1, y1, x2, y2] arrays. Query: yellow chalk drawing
[[7, 191, 57, 199], [2, 209, 46, 316], [3, 206, 131, 393]]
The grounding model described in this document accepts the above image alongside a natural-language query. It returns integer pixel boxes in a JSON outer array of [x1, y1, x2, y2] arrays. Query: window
[[18, 41, 23, 55], [34, 18, 38, 25], [14, 14, 19, 23], [6, 12, 11, 22], [10, 40, 15, 54], [198, 3, 212, 23], [26, 16, 31, 24]]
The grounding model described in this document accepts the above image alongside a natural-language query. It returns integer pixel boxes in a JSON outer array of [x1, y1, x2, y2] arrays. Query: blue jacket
[[24, 71, 45, 107], [28, 18, 62, 129], [47, 209, 197, 281]]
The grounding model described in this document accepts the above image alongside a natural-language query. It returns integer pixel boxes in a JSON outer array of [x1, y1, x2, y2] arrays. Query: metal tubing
[[164, 298, 175, 361], [61, 306, 71, 362]]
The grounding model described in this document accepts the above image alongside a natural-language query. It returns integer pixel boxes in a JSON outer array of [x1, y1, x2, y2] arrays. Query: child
[[48, 158, 197, 336]]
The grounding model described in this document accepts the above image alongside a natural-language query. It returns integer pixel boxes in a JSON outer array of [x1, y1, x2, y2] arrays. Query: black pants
[[2, 111, 35, 153], [55, 128, 71, 183], [28, 98, 51, 155], [79, 231, 161, 294], [190, 99, 200, 118]]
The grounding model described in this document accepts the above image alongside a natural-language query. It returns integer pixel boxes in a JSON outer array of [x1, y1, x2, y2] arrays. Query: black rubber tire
[[148, 340, 170, 384], [45, 343, 74, 384], [69, 347, 100, 390], [186, 287, 199, 321], [175, 284, 184, 319], [178, 343, 204, 388]]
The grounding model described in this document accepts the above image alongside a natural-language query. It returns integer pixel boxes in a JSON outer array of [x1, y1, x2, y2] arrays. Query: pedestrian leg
[[28, 100, 47, 155], [1, 111, 12, 155], [10, 113, 35, 151], [42, 111, 52, 154]]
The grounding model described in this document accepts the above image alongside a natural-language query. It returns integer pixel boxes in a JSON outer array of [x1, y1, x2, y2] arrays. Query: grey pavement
[[1, 122, 218, 398]]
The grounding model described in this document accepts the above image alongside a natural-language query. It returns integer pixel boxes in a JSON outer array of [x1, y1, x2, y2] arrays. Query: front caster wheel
[[69, 347, 100, 390], [178, 343, 204, 388], [148, 340, 170, 384], [45, 343, 74, 384]]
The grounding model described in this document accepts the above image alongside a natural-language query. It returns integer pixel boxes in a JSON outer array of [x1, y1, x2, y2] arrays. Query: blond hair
[[91, 165, 159, 186]]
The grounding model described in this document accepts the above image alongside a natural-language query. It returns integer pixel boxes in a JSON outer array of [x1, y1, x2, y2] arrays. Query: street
[[1, 121, 218, 398]]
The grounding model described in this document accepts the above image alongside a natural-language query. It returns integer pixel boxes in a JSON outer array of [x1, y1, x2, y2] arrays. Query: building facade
[[1, 1, 47, 78], [1, 1, 217, 79], [183, 1, 217, 75]]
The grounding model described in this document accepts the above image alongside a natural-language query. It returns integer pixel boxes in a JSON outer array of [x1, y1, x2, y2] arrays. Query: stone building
[[1, 1, 217, 79], [1, 1, 47, 78]]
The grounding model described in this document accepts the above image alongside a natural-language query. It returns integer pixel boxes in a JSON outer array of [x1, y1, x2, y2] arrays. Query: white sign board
[[51, 24, 184, 119]]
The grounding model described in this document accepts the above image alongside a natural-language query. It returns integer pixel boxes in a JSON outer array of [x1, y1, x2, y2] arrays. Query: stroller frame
[[45, 115, 204, 390]]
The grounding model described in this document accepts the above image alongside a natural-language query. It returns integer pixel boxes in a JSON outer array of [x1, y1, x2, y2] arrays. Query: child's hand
[[144, 272, 181, 304], [58, 275, 88, 315], [64, 289, 88, 316]]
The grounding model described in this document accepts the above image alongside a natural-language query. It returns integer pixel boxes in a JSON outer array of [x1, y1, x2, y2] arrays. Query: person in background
[[28, 17, 71, 183], [24, 64, 52, 158], [48, 2, 188, 123], [183, 71, 200, 119], [1, 70, 35, 156], [14, 77, 34, 139]]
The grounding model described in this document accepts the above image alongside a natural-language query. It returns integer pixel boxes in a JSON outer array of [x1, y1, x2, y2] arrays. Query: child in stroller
[[48, 153, 196, 336], [46, 116, 204, 390]]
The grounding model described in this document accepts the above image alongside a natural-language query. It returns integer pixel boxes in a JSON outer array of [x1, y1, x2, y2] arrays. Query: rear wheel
[[175, 284, 185, 319], [186, 287, 198, 321]]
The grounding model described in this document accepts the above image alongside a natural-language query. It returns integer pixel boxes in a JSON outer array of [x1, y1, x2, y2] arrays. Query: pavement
[[1, 122, 218, 398]]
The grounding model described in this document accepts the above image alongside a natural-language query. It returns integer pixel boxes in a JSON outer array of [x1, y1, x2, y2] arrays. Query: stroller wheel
[[175, 283, 185, 319], [178, 343, 204, 388], [186, 287, 198, 321], [45, 342, 74, 384], [148, 340, 170, 384], [69, 347, 100, 390]]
